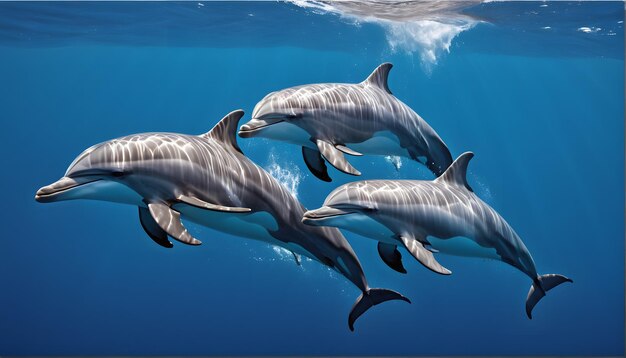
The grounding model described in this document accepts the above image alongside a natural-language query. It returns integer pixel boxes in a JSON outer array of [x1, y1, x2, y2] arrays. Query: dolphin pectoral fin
[[177, 195, 251, 213], [335, 144, 363, 156], [138, 207, 173, 248], [399, 235, 451, 275], [302, 147, 332, 182], [526, 274, 573, 319], [291, 251, 302, 266], [316, 139, 361, 176], [377, 242, 407, 274], [147, 202, 202, 246]]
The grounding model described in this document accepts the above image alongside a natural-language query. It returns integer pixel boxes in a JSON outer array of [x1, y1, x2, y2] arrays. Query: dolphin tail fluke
[[525, 274, 573, 319], [348, 288, 410, 331]]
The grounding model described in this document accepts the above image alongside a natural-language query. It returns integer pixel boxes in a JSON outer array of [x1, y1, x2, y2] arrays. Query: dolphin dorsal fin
[[435, 152, 474, 192], [362, 63, 393, 94], [201, 109, 245, 154]]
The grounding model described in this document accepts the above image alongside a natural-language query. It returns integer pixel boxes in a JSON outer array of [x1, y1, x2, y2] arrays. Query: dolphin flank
[[303, 152, 572, 318], [238, 63, 453, 181], [35, 110, 409, 330]]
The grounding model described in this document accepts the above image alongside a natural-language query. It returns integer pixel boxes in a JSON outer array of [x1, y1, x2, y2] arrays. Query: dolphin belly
[[174, 204, 315, 258], [256, 121, 313, 147], [348, 131, 408, 157], [326, 212, 397, 244], [426, 236, 499, 260], [175, 203, 277, 240], [66, 180, 144, 206]]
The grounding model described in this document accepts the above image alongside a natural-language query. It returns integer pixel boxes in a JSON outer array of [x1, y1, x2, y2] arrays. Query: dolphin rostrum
[[238, 63, 453, 181], [303, 152, 572, 318], [34, 110, 409, 330]]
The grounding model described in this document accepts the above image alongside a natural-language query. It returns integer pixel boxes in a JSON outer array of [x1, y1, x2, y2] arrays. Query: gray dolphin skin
[[238, 63, 453, 181], [35, 110, 409, 331], [303, 152, 572, 319]]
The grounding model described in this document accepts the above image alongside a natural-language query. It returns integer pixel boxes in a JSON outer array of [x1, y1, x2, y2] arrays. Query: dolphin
[[34, 110, 409, 330], [238, 63, 453, 181], [302, 152, 572, 318]]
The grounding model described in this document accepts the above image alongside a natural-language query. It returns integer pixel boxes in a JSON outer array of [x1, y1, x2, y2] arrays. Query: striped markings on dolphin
[[34, 110, 409, 331], [303, 152, 572, 319], [238, 62, 453, 181]]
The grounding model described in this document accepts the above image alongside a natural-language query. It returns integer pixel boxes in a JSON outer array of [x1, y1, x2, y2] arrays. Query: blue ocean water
[[0, 1, 623, 355]]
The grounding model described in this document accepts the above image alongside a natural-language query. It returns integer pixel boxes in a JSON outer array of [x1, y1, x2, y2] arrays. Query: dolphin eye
[[286, 114, 301, 120], [111, 170, 125, 178]]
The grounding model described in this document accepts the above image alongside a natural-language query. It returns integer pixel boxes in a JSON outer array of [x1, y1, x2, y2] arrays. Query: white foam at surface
[[578, 26, 601, 33], [289, 0, 480, 70], [383, 19, 475, 67]]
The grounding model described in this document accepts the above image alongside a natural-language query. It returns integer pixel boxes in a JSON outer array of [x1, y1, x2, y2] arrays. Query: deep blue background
[[0, 1, 623, 356]]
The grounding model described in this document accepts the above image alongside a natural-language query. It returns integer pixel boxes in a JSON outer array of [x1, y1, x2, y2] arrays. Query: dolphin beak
[[302, 206, 352, 226], [35, 176, 100, 203], [238, 117, 284, 138]]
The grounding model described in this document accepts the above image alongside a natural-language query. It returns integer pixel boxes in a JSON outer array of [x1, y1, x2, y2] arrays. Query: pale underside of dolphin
[[35, 110, 409, 331], [238, 62, 453, 181], [303, 152, 572, 318]]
